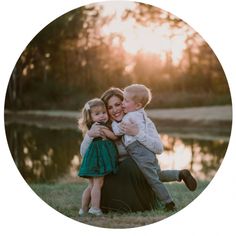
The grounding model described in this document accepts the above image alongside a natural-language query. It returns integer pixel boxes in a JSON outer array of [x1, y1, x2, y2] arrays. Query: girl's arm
[[101, 127, 119, 141], [80, 123, 107, 157]]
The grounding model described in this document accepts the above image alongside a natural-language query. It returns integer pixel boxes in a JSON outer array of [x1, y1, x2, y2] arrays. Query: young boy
[[112, 84, 197, 211]]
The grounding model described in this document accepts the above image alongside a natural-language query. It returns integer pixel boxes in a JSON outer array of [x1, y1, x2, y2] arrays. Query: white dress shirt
[[112, 108, 163, 152]]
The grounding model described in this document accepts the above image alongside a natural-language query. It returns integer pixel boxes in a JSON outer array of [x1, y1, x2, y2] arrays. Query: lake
[[5, 120, 230, 184]]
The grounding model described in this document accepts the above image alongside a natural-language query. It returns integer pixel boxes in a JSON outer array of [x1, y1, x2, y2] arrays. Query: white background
[[0, 0, 235, 235]]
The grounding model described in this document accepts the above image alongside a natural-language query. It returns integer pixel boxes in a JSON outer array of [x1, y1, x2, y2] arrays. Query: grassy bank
[[30, 180, 209, 228]]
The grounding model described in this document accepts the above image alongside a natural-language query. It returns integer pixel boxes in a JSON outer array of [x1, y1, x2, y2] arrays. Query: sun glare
[[100, 2, 187, 64], [159, 141, 192, 170]]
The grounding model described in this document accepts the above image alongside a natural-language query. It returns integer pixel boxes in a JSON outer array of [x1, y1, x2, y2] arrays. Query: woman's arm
[[80, 133, 93, 157]]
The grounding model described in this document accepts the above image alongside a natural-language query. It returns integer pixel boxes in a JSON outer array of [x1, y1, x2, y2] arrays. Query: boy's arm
[[101, 127, 119, 140], [112, 121, 124, 135], [135, 118, 163, 154], [122, 111, 146, 131]]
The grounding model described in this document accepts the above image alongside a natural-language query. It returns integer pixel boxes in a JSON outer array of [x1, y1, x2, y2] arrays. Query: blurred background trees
[[5, 2, 231, 110]]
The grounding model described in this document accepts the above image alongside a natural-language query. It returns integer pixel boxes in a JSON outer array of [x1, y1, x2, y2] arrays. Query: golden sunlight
[[159, 139, 192, 170], [100, 2, 187, 64]]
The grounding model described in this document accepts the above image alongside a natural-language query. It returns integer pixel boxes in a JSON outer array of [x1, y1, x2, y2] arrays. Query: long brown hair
[[101, 87, 124, 107]]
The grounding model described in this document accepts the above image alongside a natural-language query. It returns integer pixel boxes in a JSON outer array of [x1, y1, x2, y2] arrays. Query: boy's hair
[[78, 98, 106, 136], [124, 84, 152, 108]]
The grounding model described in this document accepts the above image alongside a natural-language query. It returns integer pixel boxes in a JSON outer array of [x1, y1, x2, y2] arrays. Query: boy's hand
[[120, 118, 139, 136]]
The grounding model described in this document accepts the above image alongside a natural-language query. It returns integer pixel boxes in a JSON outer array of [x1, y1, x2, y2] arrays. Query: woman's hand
[[87, 123, 107, 139], [120, 118, 139, 136]]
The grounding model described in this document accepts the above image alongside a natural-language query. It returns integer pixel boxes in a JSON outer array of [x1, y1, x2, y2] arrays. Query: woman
[[80, 87, 196, 213], [80, 88, 162, 213]]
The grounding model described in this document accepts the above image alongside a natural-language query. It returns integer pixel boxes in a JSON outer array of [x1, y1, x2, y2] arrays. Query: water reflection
[[160, 135, 227, 180], [5, 123, 228, 183], [5, 124, 82, 183]]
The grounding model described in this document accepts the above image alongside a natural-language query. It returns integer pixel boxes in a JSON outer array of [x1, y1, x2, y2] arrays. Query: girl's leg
[[90, 177, 104, 210], [81, 178, 93, 212]]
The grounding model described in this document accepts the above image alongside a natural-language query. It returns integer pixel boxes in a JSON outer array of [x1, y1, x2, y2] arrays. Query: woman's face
[[107, 95, 124, 121]]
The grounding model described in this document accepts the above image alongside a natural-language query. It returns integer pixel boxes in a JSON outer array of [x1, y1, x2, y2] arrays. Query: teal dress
[[79, 137, 118, 178]]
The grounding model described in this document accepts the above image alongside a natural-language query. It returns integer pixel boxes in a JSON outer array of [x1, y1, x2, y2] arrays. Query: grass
[[30, 180, 209, 229]]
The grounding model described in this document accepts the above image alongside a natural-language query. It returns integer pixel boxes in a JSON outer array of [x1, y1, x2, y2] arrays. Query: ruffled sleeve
[[80, 133, 93, 157]]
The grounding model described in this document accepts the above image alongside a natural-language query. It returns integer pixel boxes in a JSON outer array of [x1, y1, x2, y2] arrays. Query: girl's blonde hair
[[78, 98, 106, 136]]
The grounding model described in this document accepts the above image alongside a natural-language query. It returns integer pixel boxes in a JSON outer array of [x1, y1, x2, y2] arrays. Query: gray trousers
[[126, 141, 180, 204]]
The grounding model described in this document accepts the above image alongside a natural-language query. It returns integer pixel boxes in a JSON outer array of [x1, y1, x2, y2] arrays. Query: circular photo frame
[[3, 1, 232, 229]]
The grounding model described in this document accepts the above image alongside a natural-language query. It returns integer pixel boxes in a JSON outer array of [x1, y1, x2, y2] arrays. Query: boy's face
[[90, 106, 108, 124], [122, 91, 141, 113]]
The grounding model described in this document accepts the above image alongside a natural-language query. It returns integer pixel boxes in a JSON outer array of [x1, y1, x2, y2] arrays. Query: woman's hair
[[101, 87, 124, 107], [78, 98, 105, 136]]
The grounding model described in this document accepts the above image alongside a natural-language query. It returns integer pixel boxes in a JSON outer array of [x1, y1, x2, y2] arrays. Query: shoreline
[[4, 105, 232, 137], [4, 106, 232, 140], [4, 105, 232, 120]]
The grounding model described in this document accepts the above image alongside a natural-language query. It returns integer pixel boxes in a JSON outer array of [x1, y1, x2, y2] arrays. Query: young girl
[[78, 98, 118, 216]]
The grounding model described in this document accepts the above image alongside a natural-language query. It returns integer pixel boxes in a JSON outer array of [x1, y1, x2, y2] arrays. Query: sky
[[99, 1, 187, 64]]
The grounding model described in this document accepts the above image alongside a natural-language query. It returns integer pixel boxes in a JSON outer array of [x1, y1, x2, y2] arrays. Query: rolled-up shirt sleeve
[[80, 133, 93, 158], [112, 121, 123, 135]]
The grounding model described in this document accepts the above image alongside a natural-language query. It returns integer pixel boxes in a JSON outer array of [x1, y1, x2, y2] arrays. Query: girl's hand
[[120, 118, 139, 136], [87, 122, 107, 138], [101, 127, 118, 140]]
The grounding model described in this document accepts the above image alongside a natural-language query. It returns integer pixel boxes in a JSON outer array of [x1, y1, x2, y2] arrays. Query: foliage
[[5, 2, 231, 110]]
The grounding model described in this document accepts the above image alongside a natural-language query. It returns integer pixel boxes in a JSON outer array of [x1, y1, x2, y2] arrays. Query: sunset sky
[[99, 2, 187, 64]]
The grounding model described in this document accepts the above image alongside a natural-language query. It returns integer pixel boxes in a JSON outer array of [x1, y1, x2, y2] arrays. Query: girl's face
[[107, 95, 124, 122], [90, 106, 108, 124]]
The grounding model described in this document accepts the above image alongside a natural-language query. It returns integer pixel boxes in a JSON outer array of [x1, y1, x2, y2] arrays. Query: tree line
[[5, 3, 231, 110]]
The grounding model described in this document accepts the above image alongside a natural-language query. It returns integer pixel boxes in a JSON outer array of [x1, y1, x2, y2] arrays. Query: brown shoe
[[179, 169, 197, 191], [164, 201, 177, 212]]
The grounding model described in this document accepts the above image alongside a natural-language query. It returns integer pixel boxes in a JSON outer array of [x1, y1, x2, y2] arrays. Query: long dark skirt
[[101, 157, 158, 213]]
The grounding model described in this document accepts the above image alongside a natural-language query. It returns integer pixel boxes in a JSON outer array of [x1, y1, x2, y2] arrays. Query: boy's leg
[[179, 169, 197, 191], [140, 158, 173, 203], [127, 141, 173, 204], [159, 169, 180, 182], [150, 150, 197, 191], [158, 163, 197, 191]]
